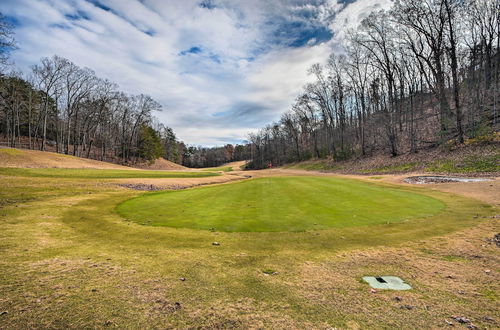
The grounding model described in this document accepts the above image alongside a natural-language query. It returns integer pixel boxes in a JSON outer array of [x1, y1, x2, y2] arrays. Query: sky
[[1, 0, 391, 146]]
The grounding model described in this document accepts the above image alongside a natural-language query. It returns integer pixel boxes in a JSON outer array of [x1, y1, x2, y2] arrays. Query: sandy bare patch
[[113, 173, 249, 190]]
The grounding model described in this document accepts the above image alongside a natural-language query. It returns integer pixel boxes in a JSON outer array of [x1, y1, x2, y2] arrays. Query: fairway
[[116, 176, 445, 232], [0, 167, 219, 179]]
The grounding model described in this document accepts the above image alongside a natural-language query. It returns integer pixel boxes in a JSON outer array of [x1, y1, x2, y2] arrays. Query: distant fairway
[[200, 166, 233, 172], [116, 176, 445, 232], [0, 167, 219, 179]]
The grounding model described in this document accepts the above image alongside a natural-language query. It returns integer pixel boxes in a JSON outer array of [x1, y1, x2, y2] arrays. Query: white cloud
[[1, 0, 391, 145]]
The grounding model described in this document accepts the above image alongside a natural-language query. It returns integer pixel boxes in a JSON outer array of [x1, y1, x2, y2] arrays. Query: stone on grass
[[400, 305, 414, 310]]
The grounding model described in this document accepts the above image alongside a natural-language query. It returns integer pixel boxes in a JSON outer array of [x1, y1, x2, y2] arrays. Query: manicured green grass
[[0, 174, 496, 329], [0, 167, 219, 179], [116, 176, 445, 232], [200, 166, 233, 172]]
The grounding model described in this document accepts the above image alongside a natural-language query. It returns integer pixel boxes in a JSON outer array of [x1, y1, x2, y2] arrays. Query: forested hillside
[[247, 0, 499, 169]]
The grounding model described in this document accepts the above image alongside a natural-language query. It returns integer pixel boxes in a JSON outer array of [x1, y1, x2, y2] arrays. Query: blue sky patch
[[85, 0, 112, 12], [179, 46, 203, 56], [199, 0, 217, 10]]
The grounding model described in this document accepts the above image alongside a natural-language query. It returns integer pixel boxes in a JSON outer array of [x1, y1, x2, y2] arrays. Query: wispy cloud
[[1, 0, 390, 146]]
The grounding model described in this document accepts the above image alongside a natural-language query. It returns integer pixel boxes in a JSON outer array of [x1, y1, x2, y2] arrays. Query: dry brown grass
[[134, 157, 187, 170], [0, 147, 133, 170]]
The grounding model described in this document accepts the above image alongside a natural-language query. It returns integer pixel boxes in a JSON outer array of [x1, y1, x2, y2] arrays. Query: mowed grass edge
[[116, 176, 446, 232]]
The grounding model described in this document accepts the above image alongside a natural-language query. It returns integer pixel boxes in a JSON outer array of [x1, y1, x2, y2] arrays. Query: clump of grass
[[284, 160, 342, 171], [480, 289, 498, 302], [362, 162, 417, 174], [426, 155, 499, 173], [441, 255, 468, 262]]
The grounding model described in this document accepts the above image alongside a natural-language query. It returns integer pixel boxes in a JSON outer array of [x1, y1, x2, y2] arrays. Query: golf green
[[116, 176, 445, 232]]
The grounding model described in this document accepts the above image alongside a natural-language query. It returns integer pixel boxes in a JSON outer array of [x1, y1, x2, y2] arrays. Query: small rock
[[400, 305, 414, 310], [467, 324, 478, 329], [394, 296, 402, 302], [0, 311, 8, 316], [174, 302, 181, 309], [487, 233, 500, 247], [370, 288, 377, 293], [484, 269, 491, 274], [179, 277, 186, 281], [451, 316, 471, 324], [91, 288, 98, 292], [483, 316, 494, 322], [212, 242, 220, 246], [104, 320, 113, 326], [446, 275, 455, 279], [272, 272, 279, 275], [444, 319, 454, 326], [457, 290, 465, 295]]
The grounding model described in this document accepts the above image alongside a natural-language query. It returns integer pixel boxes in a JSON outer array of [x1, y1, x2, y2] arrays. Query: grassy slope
[[0, 167, 219, 179], [0, 147, 131, 169], [0, 175, 497, 328], [285, 144, 499, 175], [116, 177, 444, 232]]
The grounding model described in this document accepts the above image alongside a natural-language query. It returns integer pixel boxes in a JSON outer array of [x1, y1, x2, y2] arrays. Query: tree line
[[247, 0, 499, 169], [0, 53, 172, 164], [0, 13, 249, 167]]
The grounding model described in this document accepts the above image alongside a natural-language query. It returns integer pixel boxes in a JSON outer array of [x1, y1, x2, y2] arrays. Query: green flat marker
[[362, 276, 412, 290]]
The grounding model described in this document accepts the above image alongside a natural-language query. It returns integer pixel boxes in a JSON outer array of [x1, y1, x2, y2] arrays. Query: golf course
[[0, 148, 498, 329]]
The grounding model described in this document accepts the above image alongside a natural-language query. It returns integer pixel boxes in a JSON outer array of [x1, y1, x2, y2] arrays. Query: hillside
[[0, 147, 135, 170], [134, 157, 187, 170], [284, 141, 500, 176]]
